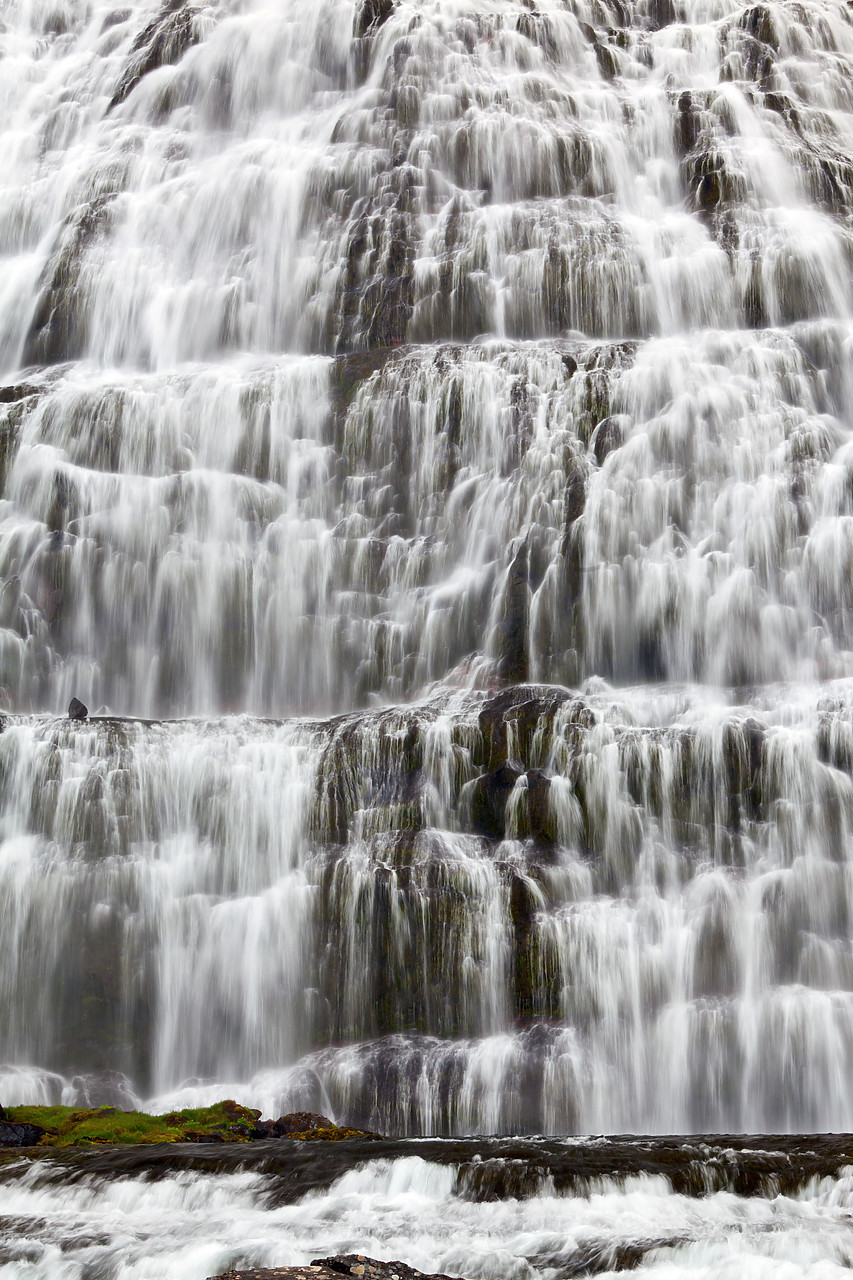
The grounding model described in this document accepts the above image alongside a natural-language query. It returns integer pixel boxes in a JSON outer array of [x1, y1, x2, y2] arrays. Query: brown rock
[[209, 1258, 467, 1280]]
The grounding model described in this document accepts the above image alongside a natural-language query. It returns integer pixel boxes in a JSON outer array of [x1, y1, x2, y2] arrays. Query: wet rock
[[0, 419, 19, 496], [476, 687, 570, 771], [522, 768, 554, 844], [316, 1258, 462, 1280], [561, 352, 578, 379], [66, 1070, 139, 1110], [23, 197, 115, 366], [210, 1270, 339, 1280], [594, 41, 618, 80], [647, 0, 676, 28], [0, 383, 41, 404], [270, 1111, 332, 1136], [676, 91, 700, 157], [0, 1120, 44, 1146], [109, 0, 203, 109], [591, 414, 626, 466], [509, 868, 542, 1018], [739, 4, 778, 49], [494, 541, 530, 684], [210, 1261, 464, 1280], [354, 0, 394, 38], [469, 761, 524, 839], [0, 576, 21, 630], [68, 697, 88, 721], [251, 1112, 381, 1141], [722, 717, 765, 834]]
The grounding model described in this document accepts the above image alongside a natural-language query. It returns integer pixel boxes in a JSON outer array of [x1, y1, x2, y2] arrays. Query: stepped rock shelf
[[3, 0, 853, 1271], [3, 680, 853, 1134]]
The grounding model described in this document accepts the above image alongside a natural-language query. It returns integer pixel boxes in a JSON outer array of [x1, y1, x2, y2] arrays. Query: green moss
[[6, 1099, 261, 1147], [286, 1125, 374, 1141]]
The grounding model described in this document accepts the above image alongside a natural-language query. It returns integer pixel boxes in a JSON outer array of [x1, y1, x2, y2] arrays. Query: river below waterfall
[[2, 1137, 853, 1279], [3, 0, 853, 1270]]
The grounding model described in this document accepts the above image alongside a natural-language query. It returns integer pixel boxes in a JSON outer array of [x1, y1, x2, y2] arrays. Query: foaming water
[[1, 1146, 852, 1279]]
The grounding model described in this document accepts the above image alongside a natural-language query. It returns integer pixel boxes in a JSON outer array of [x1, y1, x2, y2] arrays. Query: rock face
[[0, 1119, 44, 1146], [109, 0, 205, 109]]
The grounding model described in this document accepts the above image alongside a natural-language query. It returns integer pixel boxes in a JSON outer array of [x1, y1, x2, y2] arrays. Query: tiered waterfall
[[2, 0, 853, 1135]]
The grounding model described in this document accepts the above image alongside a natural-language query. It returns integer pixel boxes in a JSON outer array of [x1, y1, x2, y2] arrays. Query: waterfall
[[2, 0, 853, 1138]]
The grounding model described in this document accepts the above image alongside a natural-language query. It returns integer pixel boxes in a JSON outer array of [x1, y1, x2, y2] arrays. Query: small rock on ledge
[[210, 1256, 465, 1280], [68, 697, 88, 720]]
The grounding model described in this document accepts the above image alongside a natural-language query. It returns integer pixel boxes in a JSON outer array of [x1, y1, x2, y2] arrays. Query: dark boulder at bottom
[[0, 1119, 44, 1146], [210, 1258, 465, 1280]]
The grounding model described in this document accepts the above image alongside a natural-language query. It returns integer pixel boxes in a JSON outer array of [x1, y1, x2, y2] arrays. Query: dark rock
[[354, 0, 394, 38], [0, 1120, 44, 1147], [0, 419, 19, 497], [494, 541, 530, 683], [109, 0, 202, 110], [591, 414, 626, 466], [0, 383, 40, 404], [67, 1070, 139, 1110], [509, 868, 542, 1018], [647, 0, 676, 28], [250, 1111, 379, 1141], [68, 697, 88, 721], [211, 1269, 340, 1279], [523, 768, 554, 844], [316, 1258, 461, 1280], [273, 1111, 332, 1136], [23, 197, 115, 367], [740, 4, 777, 48], [209, 1262, 465, 1280], [677, 91, 700, 156], [594, 41, 618, 80], [469, 761, 524, 839]]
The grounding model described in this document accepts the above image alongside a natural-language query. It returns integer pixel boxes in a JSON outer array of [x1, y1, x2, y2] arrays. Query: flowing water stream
[[1, 0, 853, 1273]]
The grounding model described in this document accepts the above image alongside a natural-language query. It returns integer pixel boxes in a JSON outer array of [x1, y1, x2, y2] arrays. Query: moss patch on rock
[[4, 1099, 262, 1147]]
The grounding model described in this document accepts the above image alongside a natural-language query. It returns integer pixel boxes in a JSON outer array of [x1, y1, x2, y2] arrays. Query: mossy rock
[[3, 1099, 262, 1147]]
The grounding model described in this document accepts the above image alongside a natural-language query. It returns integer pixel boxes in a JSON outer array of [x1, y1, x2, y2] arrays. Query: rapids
[[1, 1137, 853, 1279]]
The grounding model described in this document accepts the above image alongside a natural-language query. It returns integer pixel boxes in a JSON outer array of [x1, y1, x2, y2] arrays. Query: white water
[[2, 0, 853, 1261], [2, 679, 853, 1134], [1, 1153, 853, 1279]]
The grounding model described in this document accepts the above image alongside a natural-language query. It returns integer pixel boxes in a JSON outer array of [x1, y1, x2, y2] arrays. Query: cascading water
[[2, 0, 853, 1273]]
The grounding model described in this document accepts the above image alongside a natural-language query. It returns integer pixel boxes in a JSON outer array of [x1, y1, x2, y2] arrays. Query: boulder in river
[[252, 1112, 380, 1141], [210, 1256, 465, 1280]]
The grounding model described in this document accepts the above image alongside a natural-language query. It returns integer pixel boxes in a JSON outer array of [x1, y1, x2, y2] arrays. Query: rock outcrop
[[211, 1257, 464, 1280]]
